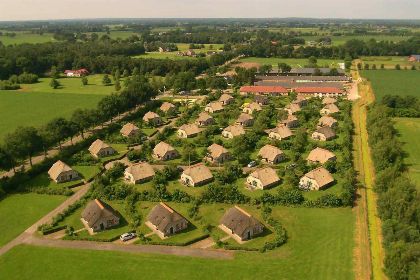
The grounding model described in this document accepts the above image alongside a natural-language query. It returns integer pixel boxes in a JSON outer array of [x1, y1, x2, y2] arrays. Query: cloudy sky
[[0, 0, 418, 21]]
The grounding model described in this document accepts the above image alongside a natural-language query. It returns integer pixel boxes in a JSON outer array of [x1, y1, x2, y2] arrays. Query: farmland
[[0, 32, 57, 45], [360, 56, 420, 69], [0, 194, 66, 246], [0, 75, 114, 142], [395, 118, 420, 186], [134, 43, 223, 60], [0, 206, 354, 280], [361, 70, 420, 101], [239, 57, 343, 68]]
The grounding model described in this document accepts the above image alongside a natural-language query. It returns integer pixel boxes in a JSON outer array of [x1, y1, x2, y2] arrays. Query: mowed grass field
[[361, 70, 420, 101], [134, 43, 223, 60], [0, 32, 57, 45], [0, 193, 66, 246], [361, 56, 420, 69], [302, 35, 413, 46], [395, 118, 420, 187], [0, 75, 114, 142], [239, 57, 343, 68], [0, 207, 355, 280]]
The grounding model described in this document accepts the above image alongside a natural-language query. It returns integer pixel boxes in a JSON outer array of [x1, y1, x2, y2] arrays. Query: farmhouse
[[311, 126, 336, 141], [181, 163, 214, 187], [266, 126, 293, 140], [205, 101, 224, 113], [143, 111, 162, 125], [408, 55, 420, 62], [222, 125, 245, 139], [88, 139, 116, 158], [219, 93, 234, 105], [320, 104, 340, 115], [195, 112, 215, 126], [205, 143, 231, 163], [299, 167, 334, 190], [284, 103, 301, 115], [322, 97, 337, 105], [81, 199, 120, 232], [153, 141, 178, 161], [48, 160, 79, 183], [307, 147, 336, 164], [318, 115, 338, 128], [236, 113, 254, 127], [254, 95, 269, 105], [247, 167, 280, 190], [146, 202, 189, 237], [120, 122, 140, 138], [64, 68, 89, 77], [278, 114, 299, 128], [220, 206, 264, 241], [295, 87, 344, 97], [239, 85, 288, 96], [242, 102, 262, 114], [177, 124, 201, 138], [160, 102, 176, 114], [258, 145, 284, 164], [124, 162, 155, 184]]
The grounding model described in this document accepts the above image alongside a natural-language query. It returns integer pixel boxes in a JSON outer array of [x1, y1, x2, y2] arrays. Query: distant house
[[147, 202, 189, 237], [143, 111, 162, 125], [177, 124, 201, 138], [254, 95, 269, 105], [48, 160, 79, 183], [195, 112, 215, 126], [81, 199, 120, 232], [299, 167, 334, 190], [278, 114, 299, 128], [292, 95, 307, 107], [311, 126, 336, 141], [222, 125, 245, 139], [408, 55, 420, 62], [220, 206, 264, 241], [124, 162, 155, 184], [205, 143, 231, 163], [186, 49, 196, 57], [88, 139, 116, 158], [307, 147, 336, 164], [219, 93, 234, 105], [318, 116, 338, 128], [322, 97, 337, 105], [236, 113, 254, 127], [153, 141, 178, 161], [181, 163, 213, 187], [258, 145, 284, 164], [205, 102, 224, 113], [242, 102, 262, 114], [295, 87, 345, 98], [120, 122, 140, 138], [160, 102, 176, 115], [64, 68, 89, 77], [247, 167, 280, 190], [320, 104, 340, 116], [239, 85, 288, 96], [266, 126, 293, 140], [284, 103, 301, 115]]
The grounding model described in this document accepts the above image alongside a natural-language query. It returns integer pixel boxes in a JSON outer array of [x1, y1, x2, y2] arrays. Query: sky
[[0, 0, 419, 21]]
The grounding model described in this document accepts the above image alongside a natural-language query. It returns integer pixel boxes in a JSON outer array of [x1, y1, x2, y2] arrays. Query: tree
[[0, 147, 14, 172], [49, 78, 60, 89], [50, 66, 59, 79], [114, 79, 121, 91], [308, 56, 317, 67], [102, 74, 112, 86], [181, 143, 198, 164], [258, 64, 272, 75], [364, 63, 370, 70], [71, 109, 93, 139], [122, 69, 130, 77], [81, 76, 88, 86], [395, 64, 401, 70], [45, 118, 71, 150], [97, 93, 123, 122], [4, 127, 42, 166], [278, 63, 291, 73]]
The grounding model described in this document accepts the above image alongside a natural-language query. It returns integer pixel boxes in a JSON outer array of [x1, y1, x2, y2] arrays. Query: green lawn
[[0, 206, 354, 280], [302, 35, 412, 46], [239, 57, 343, 68], [0, 32, 57, 45], [361, 70, 420, 101], [0, 75, 114, 142], [394, 118, 420, 187], [361, 56, 420, 69], [134, 52, 198, 60], [0, 193, 66, 246]]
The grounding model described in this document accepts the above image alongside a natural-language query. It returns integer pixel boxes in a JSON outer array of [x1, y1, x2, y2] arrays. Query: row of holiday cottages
[[82, 199, 263, 242]]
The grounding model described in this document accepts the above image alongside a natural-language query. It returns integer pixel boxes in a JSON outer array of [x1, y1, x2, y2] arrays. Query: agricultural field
[[360, 56, 420, 69], [0, 193, 66, 246], [0, 31, 57, 45], [394, 118, 420, 186], [302, 35, 413, 46], [0, 75, 114, 142], [239, 57, 343, 68], [361, 70, 420, 101], [0, 206, 354, 280], [134, 43, 223, 60]]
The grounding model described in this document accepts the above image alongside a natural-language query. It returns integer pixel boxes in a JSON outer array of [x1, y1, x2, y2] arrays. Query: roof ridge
[[234, 205, 251, 217], [160, 202, 174, 213]]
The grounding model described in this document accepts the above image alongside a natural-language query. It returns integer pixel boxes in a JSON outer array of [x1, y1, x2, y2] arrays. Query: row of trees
[[366, 104, 419, 280]]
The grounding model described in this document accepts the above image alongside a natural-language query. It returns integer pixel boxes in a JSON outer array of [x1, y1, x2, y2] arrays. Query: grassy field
[[395, 118, 420, 186], [0, 32, 57, 45], [134, 43, 223, 60], [239, 57, 343, 68], [0, 75, 114, 142], [302, 35, 412, 46], [361, 70, 420, 101], [0, 193, 66, 246], [361, 56, 420, 69], [0, 206, 355, 280]]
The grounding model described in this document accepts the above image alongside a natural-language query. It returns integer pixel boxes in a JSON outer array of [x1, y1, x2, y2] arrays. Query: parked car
[[120, 232, 136, 242], [247, 161, 257, 168]]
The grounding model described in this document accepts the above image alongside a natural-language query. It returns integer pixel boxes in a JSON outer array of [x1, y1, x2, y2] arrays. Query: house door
[[100, 223, 104, 230], [247, 231, 251, 240], [169, 227, 174, 234]]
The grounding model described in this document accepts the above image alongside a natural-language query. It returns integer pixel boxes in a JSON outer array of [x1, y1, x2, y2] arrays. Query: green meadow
[[0, 32, 57, 45], [239, 57, 343, 68]]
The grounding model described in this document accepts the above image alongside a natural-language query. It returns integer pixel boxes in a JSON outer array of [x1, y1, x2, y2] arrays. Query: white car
[[247, 161, 257, 168], [120, 232, 136, 242]]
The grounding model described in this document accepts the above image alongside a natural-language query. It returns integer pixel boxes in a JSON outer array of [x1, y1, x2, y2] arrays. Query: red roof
[[294, 87, 343, 94], [64, 68, 89, 74], [240, 85, 288, 94]]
